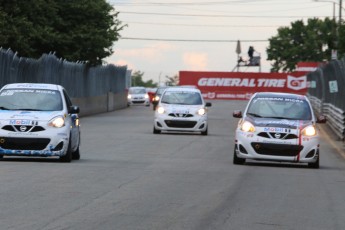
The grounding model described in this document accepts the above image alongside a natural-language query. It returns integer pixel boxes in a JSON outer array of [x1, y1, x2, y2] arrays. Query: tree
[[266, 18, 338, 72], [131, 71, 157, 87], [165, 74, 179, 86], [0, 0, 124, 66]]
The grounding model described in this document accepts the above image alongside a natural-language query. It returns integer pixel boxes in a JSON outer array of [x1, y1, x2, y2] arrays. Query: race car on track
[[0, 83, 81, 162], [232, 92, 326, 168], [153, 87, 211, 135], [127, 86, 150, 107]]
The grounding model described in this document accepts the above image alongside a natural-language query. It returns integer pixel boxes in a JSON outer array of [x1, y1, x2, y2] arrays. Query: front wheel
[[233, 146, 245, 165], [72, 147, 80, 160], [201, 127, 208, 136], [308, 156, 319, 169], [60, 140, 72, 163], [153, 126, 161, 134]]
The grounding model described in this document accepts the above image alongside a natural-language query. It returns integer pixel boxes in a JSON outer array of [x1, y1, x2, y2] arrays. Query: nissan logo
[[20, 126, 27, 132], [274, 133, 281, 139]]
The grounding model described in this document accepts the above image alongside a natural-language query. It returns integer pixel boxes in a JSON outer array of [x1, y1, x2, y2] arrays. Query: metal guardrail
[[307, 58, 345, 141], [308, 95, 345, 140]]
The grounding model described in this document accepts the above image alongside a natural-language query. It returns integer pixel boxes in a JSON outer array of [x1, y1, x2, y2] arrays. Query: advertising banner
[[179, 71, 309, 100]]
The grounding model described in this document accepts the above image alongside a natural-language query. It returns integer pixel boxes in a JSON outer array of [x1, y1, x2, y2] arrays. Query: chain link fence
[[0, 48, 127, 98], [307, 58, 345, 140]]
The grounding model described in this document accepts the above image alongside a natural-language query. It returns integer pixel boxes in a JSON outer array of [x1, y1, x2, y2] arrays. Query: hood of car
[[0, 110, 64, 121], [130, 93, 146, 97], [245, 116, 313, 129]]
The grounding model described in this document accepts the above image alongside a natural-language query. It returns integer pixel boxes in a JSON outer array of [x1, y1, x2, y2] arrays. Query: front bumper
[[128, 98, 150, 106], [154, 113, 208, 133], [235, 130, 319, 163], [0, 127, 69, 157]]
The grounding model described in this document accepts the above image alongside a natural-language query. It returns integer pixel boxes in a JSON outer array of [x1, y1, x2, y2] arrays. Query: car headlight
[[302, 125, 316, 136], [240, 121, 255, 132], [49, 116, 65, 128], [157, 107, 165, 114], [197, 108, 206, 116], [154, 96, 160, 101], [145, 94, 149, 99], [127, 94, 132, 99]]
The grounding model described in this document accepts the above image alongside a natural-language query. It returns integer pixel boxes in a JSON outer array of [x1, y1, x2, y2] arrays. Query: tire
[[308, 156, 319, 169], [60, 140, 72, 163], [153, 126, 161, 134], [72, 147, 80, 160], [233, 146, 245, 165], [201, 127, 208, 136]]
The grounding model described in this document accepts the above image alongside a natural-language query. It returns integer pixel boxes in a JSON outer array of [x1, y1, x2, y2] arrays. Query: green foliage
[[131, 71, 157, 87], [266, 18, 339, 72], [0, 0, 124, 66], [165, 74, 179, 86]]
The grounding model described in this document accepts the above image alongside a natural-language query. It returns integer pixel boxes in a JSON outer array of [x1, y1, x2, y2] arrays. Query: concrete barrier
[[72, 91, 128, 117]]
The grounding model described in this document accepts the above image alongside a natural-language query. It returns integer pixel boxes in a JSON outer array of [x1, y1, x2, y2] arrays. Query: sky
[[105, 0, 337, 84]]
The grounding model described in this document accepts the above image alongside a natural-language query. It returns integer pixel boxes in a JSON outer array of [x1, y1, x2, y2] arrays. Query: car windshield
[[161, 91, 202, 105], [156, 87, 167, 95], [129, 88, 146, 94], [246, 96, 312, 120], [0, 89, 63, 111]]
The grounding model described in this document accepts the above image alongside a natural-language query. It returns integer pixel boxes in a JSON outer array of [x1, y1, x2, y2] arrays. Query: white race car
[[233, 92, 326, 168], [153, 87, 211, 135], [0, 83, 81, 162], [127, 86, 150, 106]]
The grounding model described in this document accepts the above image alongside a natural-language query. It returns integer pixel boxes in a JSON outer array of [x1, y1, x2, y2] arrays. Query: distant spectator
[[248, 46, 254, 60]]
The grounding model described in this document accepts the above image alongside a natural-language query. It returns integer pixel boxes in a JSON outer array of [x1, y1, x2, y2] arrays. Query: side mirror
[[205, 102, 212, 107], [233, 110, 242, 118], [316, 115, 326, 123], [69, 105, 80, 114]]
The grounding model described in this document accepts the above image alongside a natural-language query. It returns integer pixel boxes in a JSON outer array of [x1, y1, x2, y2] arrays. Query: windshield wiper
[[15, 108, 44, 111], [160, 101, 170, 104], [247, 112, 262, 118], [0, 106, 10, 110], [269, 116, 295, 120]]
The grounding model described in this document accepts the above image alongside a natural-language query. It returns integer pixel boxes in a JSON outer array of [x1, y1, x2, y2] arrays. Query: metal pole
[[340, 0, 342, 24]]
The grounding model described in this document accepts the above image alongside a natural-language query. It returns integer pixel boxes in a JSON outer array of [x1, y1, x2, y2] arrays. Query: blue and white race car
[[233, 92, 326, 168], [0, 83, 81, 162]]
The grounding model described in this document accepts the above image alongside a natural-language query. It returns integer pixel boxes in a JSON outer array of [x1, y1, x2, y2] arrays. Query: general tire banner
[[179, 69, 315, 100]]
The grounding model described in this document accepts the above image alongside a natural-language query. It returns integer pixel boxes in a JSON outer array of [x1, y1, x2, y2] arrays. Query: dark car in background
[[152, 86, 168, 110]]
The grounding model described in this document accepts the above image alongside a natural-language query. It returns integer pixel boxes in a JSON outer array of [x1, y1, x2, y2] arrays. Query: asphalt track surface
[[1, 100, 345, 230]]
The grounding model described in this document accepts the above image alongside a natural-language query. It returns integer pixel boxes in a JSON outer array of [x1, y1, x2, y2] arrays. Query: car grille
[[251, 142, 303, 157], [164, 120, 197, 128], [168, 113, 193, 118], [257, 132, 298, 139], [132, 100, 146, 104], [2, 125, 45, 132], [0, 137, 50, 150]]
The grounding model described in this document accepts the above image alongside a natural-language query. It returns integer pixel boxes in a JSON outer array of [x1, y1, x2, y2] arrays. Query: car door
[[63, 89, 80, 150]]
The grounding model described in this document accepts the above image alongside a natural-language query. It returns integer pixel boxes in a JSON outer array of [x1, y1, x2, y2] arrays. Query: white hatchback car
[[153, 87, 212, 135], [127, 87, 150, 106], [0, 83, 81, 162], [233, 92, 326, 168]]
